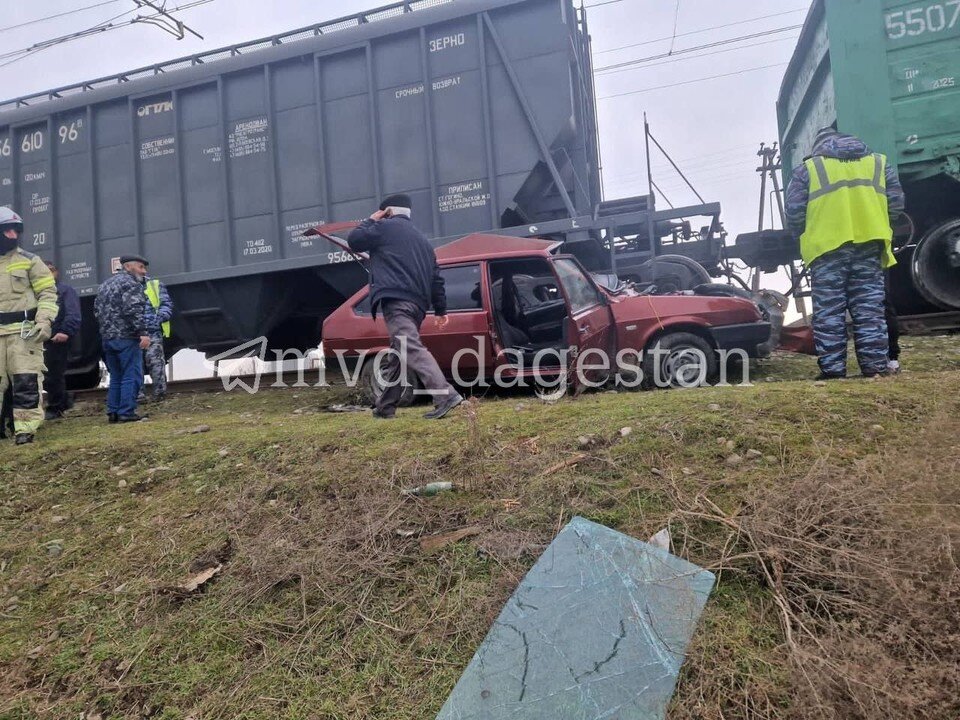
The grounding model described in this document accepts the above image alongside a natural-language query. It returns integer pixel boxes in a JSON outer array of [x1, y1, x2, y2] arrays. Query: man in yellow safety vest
[[142, 266, 173, 401], [785, 126, 905, 379]]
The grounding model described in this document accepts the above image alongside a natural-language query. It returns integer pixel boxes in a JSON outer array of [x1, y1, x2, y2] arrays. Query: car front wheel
[[642, 332, 717, 389]]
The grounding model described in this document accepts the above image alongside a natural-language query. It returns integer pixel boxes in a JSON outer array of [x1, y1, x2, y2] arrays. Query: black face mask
[[0, 233, 18, 254]]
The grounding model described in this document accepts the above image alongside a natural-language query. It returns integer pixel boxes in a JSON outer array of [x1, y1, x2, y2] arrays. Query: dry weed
[[670, 415, 960, 720]]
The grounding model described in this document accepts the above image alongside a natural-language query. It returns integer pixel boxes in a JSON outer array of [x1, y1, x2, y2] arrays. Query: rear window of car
[[353, 264, 483, 315]]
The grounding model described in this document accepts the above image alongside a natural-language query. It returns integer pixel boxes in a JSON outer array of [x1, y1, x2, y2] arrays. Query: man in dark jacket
[[42, 261, 82, 420], [347, 194, 463, 420], [94, 255, 150, 423], [785, 127, 905, 379]]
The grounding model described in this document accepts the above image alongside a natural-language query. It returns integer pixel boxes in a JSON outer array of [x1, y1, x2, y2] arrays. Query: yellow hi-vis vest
[[145, 278, 171, 338], [801, 153, 897, 269]]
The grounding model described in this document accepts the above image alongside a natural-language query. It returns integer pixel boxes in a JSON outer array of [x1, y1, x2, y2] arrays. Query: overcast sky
[[0, 0, 808, 240]]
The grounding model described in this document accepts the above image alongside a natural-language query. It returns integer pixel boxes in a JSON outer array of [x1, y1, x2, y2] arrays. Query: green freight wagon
[[778, 0, 960, 315]]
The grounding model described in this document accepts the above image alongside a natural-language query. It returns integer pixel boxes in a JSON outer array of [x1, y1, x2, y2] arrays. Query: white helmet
[[0, 207, 24, 235]]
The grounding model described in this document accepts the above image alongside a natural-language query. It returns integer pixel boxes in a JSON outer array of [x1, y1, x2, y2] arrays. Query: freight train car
[[773, 0, 960, 319], [0, 0, 723, 387]]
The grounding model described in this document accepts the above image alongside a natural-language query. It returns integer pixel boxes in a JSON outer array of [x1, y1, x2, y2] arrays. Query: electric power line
[[593, 7, 808, 55], [668, 0, 682, 54], [0, 0, 212, 68], [598, 62, 789, 100], [595, 24, 803, 74], [0, 4, 143, 66], [595, 34, 798, 78], [611, 153, 763, 185], [0, 1, 125, 34], [602, 142, 764, 184]]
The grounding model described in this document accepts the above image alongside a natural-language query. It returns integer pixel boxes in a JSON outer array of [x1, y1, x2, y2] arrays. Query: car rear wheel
[[359, 357, 418, 407], [642, 332, 717, 389]]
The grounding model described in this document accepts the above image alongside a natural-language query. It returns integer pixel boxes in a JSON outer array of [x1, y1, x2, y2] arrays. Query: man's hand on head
[[370, 209, 390, 222]]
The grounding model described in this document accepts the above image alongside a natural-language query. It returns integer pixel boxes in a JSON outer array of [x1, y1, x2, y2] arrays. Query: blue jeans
[[103, 338, 143, 417]]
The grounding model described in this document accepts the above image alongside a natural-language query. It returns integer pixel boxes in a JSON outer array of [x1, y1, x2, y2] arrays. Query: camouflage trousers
[[0, 332, 46, 435], [810, 241, 889, 377], [143, 334, 168, 398]]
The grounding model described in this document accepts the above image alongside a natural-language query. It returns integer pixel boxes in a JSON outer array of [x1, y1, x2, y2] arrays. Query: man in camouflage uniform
[[786, 126, 904, 379], [0, 207, 60, 445], [142, 267, 173, 402], [94, 255, 150, 423]]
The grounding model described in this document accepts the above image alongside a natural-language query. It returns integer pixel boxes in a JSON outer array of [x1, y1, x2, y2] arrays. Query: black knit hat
[[379, 194, 412, 211]]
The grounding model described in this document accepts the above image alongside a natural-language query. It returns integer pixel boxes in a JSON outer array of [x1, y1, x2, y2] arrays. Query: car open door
[[551, 256, 617, 391]]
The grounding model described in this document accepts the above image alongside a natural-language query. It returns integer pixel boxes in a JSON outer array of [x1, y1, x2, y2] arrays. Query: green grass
[[1, 336, 958, 719]]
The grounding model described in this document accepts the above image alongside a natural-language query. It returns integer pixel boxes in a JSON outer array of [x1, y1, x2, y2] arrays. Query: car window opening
[[352, 264, 483, 316], [489, 258, 569, 364]]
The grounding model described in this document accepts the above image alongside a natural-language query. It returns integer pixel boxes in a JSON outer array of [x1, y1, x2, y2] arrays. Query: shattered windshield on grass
[[436, 517, 715, 720]]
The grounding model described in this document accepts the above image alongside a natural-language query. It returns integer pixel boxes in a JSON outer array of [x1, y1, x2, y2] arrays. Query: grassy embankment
[[2, 336, 959, 719]]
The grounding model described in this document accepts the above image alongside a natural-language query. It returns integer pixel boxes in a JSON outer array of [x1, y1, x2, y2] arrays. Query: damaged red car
[[320, 233, 782, 402]]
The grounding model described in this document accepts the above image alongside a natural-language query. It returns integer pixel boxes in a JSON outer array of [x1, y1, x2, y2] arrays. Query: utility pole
[[644, 113, 657, 278], [756, 142, 808, 320]]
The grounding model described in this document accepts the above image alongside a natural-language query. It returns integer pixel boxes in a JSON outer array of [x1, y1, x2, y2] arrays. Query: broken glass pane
[[436, 517, 715, 720]]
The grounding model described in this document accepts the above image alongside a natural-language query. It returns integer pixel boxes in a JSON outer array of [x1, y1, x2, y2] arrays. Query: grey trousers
[[143, 334, 167, 397], [377, 299, 454, 413]]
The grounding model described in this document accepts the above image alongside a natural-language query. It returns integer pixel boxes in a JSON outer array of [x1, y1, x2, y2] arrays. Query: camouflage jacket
[[785, 130, 905, 239], [94, 269, 147, 340], [0, 247, 59, 337], [143, 277, 173, 336]]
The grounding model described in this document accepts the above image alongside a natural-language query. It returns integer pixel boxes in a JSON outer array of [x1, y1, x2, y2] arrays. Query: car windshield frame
[[550, 255, 605, 316]]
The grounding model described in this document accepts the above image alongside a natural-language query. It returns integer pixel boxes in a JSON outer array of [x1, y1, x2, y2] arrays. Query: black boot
[[15, 433, 34, 445], [108, 413, 119, 423], [118, 413, 147, 423]]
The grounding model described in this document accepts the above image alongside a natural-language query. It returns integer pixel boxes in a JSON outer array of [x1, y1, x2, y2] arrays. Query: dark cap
[[119, 254, 149, 266], [379, 194, 411, 211]]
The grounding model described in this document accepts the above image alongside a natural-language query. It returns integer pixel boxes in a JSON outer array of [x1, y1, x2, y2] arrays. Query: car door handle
[[578, 324, 589, 334]]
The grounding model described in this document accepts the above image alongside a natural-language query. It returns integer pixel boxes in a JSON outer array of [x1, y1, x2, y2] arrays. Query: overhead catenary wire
[[605, 139, 771, 184], [0, 1, 125, 34], [594, 34, 798, 78], [599, 63, 789, 100], [668, 0, 682, 54], [610, 155, 761, 186], [595, 24, 803, 74], [603, 145, 765, 187], [593, 7, 808, 55], [0, 0, 213, 68], [0, 3, 143, 67]]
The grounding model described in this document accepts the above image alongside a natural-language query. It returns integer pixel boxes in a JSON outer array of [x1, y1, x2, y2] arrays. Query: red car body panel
[[321, 233, 772, 378], [779, 324, 816, 355]]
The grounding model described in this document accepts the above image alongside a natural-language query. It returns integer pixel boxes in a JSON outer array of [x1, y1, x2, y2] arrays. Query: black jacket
[[347, 216, 446, 317], [50, 280, 81, 338]]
